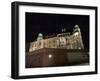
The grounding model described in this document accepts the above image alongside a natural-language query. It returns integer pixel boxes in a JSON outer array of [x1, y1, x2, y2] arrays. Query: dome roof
[[74, 25, 79, 28], [38, 33, 43, 37]]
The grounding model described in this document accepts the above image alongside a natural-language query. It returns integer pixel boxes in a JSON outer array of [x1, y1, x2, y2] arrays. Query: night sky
[[26, 12, 89, 50]]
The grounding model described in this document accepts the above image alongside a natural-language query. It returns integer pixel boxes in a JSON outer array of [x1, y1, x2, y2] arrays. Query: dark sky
[[26, 12, 89, 50]]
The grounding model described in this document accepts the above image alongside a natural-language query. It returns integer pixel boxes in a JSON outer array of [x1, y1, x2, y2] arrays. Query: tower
[[73, 25, 84, 49], [37, 33, 43, 41], [73, 25, 80, 33], [61, 28, 66, 32]]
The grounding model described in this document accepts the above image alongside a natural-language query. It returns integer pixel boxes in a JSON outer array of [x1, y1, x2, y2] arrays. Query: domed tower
[[37, 33, 43, 41], [73, 25, 80, 33], [73, 25, 84, 49]]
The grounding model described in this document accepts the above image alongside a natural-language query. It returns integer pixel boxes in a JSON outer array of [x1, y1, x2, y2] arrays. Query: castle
[[29, 25, 84, 52]]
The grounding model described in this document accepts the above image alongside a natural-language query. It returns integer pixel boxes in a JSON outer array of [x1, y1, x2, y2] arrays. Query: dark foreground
[[26, 48, 89, 68]]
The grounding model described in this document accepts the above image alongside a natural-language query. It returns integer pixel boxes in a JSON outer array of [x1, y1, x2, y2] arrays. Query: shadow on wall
[[25, 48, 89, 68]]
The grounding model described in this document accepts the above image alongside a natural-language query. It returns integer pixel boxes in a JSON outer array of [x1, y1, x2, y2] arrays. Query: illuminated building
[[29, 25, 84, 52]]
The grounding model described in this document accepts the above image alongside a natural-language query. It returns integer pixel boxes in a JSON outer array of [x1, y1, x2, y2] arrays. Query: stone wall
[[26, 48, 89, 68]]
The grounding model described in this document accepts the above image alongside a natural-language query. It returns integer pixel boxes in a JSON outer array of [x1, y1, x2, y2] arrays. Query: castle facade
[[29, 25, 84, 52]]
